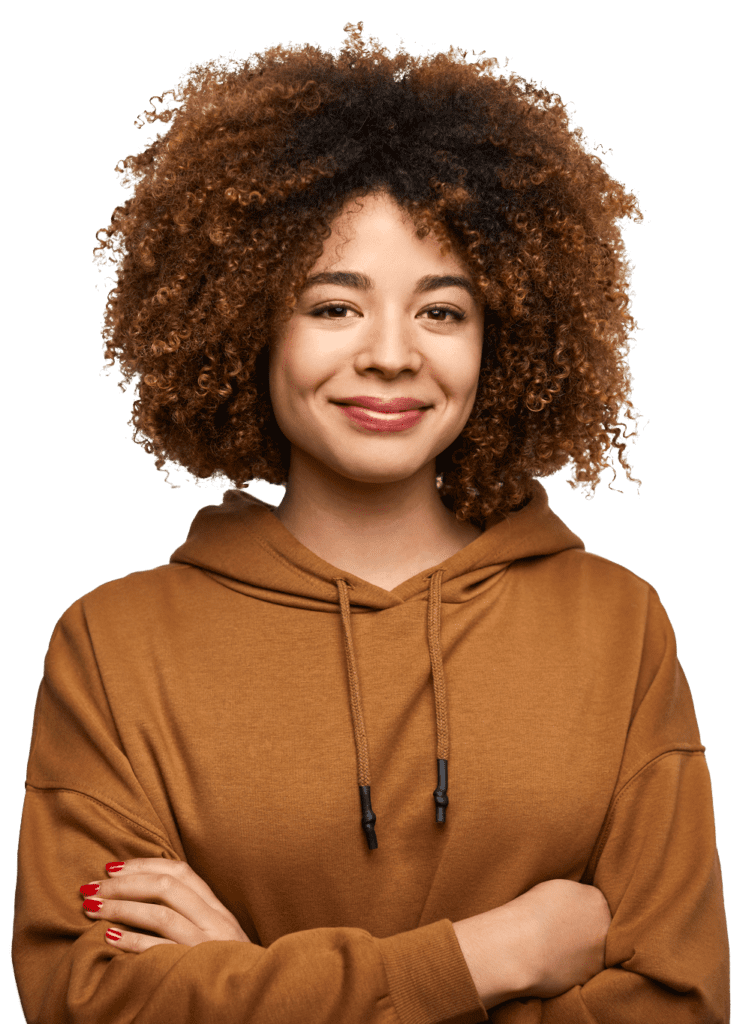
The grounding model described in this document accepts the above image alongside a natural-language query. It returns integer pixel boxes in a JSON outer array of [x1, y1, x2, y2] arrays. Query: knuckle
[[153, 873, 174, 897], [128, 931, 147, 952], [206, 922, 237, 942], [150, 902, 174, 929]]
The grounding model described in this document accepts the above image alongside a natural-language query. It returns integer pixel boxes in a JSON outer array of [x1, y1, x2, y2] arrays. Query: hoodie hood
[[170, 478, 584, 849]]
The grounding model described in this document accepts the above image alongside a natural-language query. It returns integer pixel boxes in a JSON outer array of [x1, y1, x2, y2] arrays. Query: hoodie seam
[[255, 536, 407, 606], [585, 748, 706, 880], [76, 598, 131, 765], [256, 537, 340, 599], [24, 783, 171, 845]]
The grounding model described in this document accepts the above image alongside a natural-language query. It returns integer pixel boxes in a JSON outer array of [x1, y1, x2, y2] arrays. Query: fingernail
[[80, 883, 100, 896], [83, 898, 103, 912], [106, 862, 125, 873], [105, 928, 122, 941]]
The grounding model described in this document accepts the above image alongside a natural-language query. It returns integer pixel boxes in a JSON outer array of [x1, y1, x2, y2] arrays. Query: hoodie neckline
[[186, 479, 586, 606], [169, 478, 585, 850]]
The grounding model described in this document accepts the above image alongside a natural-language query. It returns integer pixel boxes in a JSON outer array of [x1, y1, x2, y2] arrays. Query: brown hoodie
[[12, 480, 730, 1022]]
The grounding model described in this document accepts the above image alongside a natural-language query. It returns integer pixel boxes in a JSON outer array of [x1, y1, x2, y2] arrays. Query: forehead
[[313, 191, 469, 274], [327, 191, 428, 241]]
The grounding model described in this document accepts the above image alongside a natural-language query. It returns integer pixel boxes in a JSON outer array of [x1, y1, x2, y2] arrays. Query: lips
[[335, 396, 430, 412], [336, 403, 428, 433]]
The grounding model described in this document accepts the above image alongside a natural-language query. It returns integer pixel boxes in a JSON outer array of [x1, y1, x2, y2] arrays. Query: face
[[268, 191, 485, 488]]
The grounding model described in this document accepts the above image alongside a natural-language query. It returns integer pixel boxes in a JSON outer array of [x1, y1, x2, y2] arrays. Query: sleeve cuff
[[376, 918, 489, 1024]]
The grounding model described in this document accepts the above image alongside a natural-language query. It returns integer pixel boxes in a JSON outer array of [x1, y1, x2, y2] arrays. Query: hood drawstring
[[334, 577, 378, 849], [427, 569, 450, 826], [334, 569, 449, 850]]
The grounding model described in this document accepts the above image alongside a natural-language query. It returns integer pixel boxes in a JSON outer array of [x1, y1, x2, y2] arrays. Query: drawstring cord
[[335, 578, 378, 849], [427, 569, 450, 824], [334, 570, 449, 850]]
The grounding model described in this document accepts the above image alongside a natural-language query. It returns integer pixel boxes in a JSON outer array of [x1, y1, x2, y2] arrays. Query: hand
[[453, 878, 611, 1008], [507, 879, 612, 1000], [79, 858, 252, 952]]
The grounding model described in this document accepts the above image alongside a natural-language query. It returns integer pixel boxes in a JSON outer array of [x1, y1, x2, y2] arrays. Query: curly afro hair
[[95, 22, 643, 523]]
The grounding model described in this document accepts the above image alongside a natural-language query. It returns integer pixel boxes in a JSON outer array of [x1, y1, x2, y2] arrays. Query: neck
[[270, 450, 482, 590]]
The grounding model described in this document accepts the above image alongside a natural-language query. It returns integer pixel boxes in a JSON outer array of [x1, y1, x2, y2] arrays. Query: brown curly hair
[[94, 22, 643, 523]]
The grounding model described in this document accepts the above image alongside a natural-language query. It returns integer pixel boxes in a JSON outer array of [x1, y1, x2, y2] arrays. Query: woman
[[12, 23, 729, 1023]]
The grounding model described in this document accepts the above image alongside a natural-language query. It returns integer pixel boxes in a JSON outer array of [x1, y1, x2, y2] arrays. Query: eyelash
[[311, 303, 466, 322]]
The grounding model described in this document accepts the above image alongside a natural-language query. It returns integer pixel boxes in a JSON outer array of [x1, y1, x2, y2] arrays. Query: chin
[[337, 467, 421, 485], [330, 457, 429, 486], [290, 437, 443, 487]]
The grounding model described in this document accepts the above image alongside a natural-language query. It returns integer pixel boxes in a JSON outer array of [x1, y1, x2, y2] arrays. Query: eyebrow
[[301, 271, 476, 297]]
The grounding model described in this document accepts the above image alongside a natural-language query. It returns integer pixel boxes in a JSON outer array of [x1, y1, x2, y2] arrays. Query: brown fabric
[[12, 480, 729, 1022]]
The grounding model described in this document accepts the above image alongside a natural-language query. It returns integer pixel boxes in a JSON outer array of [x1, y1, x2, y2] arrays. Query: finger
[[83, 895, 204, 946], [85, 872, 231, 934], [104, 926, 178, 952], [105, 859, 233, 917]]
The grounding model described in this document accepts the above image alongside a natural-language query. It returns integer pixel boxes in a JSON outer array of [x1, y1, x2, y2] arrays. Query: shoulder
[[56, 563, 200, 636], [512, 546, 668, 640], [574, 547, 658, 589], [524, 545, 660, 600]]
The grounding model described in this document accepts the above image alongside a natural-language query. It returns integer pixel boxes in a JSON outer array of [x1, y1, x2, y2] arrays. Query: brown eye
[[423, 307, 465, 322], [313, 304, 352, 318]]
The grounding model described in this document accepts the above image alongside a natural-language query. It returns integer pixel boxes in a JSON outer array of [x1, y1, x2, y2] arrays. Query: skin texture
[[81, 859, 252, 951], [452, 879, 611, 1007], [268, 190, 484, 590]]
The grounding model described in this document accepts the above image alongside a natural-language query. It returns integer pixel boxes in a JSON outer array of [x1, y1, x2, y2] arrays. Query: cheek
[[268, 332, 302, 394], [437, 341, 483, 403], [269, 331, 334, 412]]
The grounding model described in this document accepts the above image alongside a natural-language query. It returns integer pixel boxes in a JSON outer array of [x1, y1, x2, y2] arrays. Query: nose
[[353, 313, 423, 378]]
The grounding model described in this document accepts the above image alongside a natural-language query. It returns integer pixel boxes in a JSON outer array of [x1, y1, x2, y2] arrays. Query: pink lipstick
[[333, 395, 430, 433], [337, 395, 427, 412]]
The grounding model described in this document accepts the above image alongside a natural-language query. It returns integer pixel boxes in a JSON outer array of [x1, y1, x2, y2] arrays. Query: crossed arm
[[17, 595, 730, 1023], [81, 857, 611, 1009]]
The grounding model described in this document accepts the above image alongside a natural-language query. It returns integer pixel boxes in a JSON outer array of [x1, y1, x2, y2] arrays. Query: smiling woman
[[12, 21, 729, 1024]]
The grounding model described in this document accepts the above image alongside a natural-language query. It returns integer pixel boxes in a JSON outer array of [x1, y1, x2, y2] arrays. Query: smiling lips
[[334, 397, 430, 432], [335, 396, 429, 412]]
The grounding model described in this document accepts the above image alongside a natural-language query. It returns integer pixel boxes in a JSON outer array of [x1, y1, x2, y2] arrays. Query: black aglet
[[433, 758, 449, 823], [359, 785, 378, 849]]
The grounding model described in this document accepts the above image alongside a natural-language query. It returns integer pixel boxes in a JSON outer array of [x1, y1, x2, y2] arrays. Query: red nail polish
[[106, 862, 124, 873], [105, 928, 122, 941], [80, 883, 100, 896], [83, 898, 103, 911]]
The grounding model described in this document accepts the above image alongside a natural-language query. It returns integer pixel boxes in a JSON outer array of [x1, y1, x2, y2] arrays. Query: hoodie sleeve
[[12, 598, 489, 1024], [491, 587, 730, 1023]]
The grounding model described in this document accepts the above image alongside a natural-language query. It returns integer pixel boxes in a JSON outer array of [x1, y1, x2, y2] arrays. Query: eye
[[311, 303, 356, 319], [309, 303, 466, 321], [421, 306, 466, 322]]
